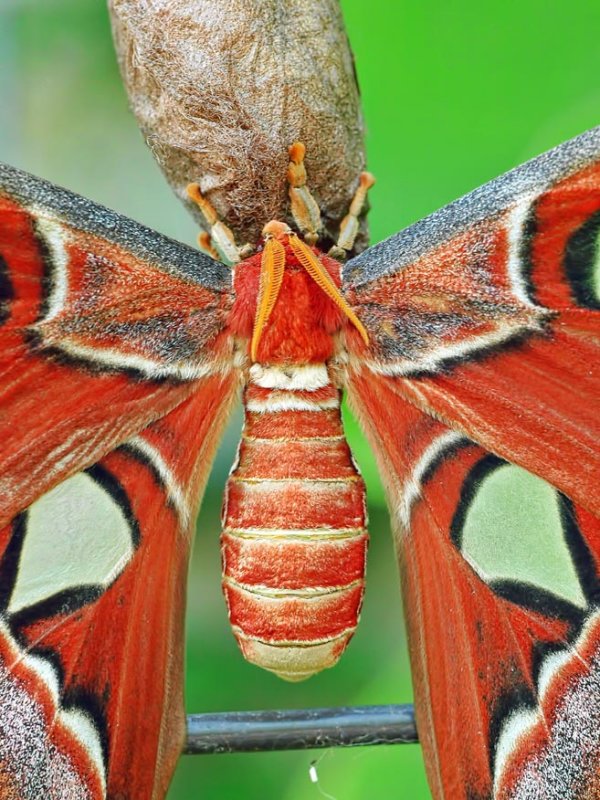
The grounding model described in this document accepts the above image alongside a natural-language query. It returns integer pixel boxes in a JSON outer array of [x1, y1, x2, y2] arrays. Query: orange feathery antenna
[[288, 234, 370, 347], [250, 236, 286, 361]]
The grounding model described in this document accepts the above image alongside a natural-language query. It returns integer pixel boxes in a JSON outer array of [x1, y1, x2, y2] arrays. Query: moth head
[[262, 220, 293, 241]]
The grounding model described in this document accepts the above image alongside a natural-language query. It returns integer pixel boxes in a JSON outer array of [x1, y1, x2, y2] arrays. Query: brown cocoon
[[108, 0, 369, 253]]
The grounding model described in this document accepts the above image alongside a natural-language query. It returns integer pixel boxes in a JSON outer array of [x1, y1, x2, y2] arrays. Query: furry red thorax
[[228, 239, 347, 364]]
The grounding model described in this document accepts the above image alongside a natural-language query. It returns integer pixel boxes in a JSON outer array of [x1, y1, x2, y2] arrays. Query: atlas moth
[[0, 0, 599, 798]]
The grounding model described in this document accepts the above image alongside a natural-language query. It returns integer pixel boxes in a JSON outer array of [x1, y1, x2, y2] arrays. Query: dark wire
[[184, 704, 417, 754]]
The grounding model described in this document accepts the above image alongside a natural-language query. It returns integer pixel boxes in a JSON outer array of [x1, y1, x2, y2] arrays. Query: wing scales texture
[[345, 128, 600, 798], [0, 167, 238, 797]]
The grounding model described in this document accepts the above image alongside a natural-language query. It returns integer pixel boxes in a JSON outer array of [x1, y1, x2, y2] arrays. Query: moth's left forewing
[[344, 126, 600, 514], [0, 163, 235, 523]]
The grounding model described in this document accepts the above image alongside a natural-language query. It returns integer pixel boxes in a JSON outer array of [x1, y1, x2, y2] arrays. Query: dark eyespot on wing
[[564, 209, 600, 309], [0, 253, 13, 325]]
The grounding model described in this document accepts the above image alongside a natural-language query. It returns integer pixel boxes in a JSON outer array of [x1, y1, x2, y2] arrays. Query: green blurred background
[[1, 2, 599, 798]]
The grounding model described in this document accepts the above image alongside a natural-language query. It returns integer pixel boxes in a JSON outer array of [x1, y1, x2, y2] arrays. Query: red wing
[[0, 373, 238, 799], [346, 372, 600, 800], [0, 163, 233, 523], [344, 127, 600, 514]]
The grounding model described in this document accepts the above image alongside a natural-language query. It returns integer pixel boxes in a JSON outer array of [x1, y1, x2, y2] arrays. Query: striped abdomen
[[221, 363, 368, 681]]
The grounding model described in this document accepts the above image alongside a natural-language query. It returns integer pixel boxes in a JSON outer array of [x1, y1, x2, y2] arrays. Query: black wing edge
[[344, 125, 600, 288], [0, 161, 230, 292]]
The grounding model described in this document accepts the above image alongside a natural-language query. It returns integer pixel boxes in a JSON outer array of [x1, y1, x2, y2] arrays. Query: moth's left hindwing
[[0, 164, 238, 798], [344, 127, 600, 799]]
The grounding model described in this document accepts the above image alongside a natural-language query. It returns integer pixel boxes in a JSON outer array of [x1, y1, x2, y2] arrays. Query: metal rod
[[184, 704, 417, 754]]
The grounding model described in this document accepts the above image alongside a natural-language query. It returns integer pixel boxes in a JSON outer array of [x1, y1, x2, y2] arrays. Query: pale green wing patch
[[8, 467, 137, 616], [456, 459, 586, 608]]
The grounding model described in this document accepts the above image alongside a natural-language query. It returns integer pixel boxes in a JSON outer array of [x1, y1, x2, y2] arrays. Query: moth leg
[[287, 141, 322, 245], [186, 183, 252, 264], [328, 171, 375, 259], [197, 231, 220, 261]]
